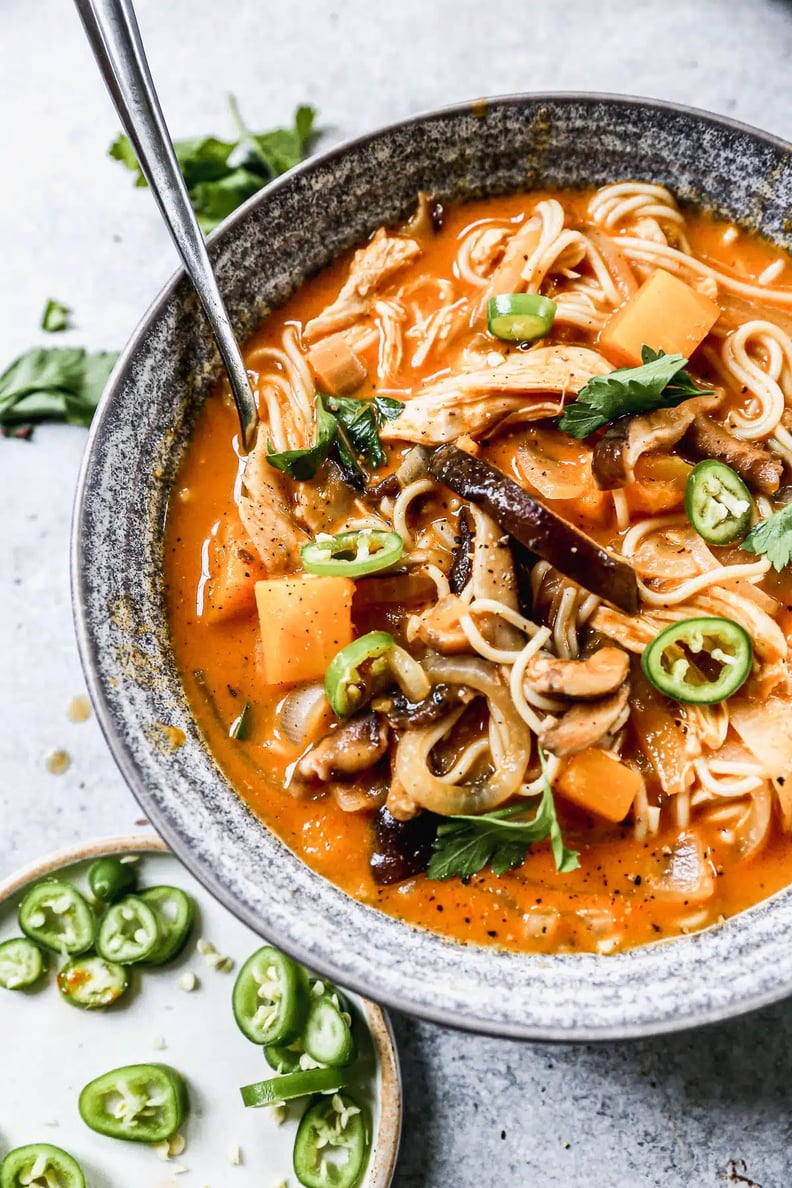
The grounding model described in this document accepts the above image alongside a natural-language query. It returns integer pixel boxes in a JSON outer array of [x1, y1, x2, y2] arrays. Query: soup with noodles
[[166, 183, 792, 955]]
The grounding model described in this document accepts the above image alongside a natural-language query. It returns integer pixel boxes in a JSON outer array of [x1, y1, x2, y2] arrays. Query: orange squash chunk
[[556, 748, 642, 823], [624, 453, 693, 515], [204, 517, 267, 623], [255, 576, 354, 685], [599, 268, 720, 367]]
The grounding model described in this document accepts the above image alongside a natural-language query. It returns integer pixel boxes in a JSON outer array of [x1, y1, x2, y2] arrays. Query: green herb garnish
[[559, 346, 713, 439], [266, 394, 404, 485], [0, 347, 118, 438], [41, 299, 72, 333], [110, 96, 317, 234], [229, 701, 252, 741], [427, 748, 579, 880], [741, 503, 792, 571]]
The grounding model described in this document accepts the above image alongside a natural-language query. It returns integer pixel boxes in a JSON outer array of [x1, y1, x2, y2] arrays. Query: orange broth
[[165, 189, 792, 955]]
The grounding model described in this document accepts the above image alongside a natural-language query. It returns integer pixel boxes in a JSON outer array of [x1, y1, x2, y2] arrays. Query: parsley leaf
[[110, 97, 318, 234], [41, 299, 72, 333], [0, 346, 118, 437], [266, 394, 404, 484], [741, 503, 792, 571], [426, 748, 579, 881], [559, 345, 713, 439]]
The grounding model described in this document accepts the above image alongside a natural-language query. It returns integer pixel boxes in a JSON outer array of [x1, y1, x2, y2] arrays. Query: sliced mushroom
[[592, 395, 721, 490], [374, 683, 475, 729], [593, 407, 694, 490], [294, 712, 389, 783], [683, 414, 782, 494], [429, 445, 639, 613], [449, 506, 474, 595], [524, 647, 629, 699], [538, 685, 630, 757]]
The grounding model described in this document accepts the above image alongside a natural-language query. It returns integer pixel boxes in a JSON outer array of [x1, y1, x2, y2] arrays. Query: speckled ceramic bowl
[[73, 94, 792, 1040]]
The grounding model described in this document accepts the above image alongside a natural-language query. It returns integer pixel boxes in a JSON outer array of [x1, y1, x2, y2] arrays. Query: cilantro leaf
[[0, 346, 118, 437], [559, 345, 713, 439], [741, 503, 792, 571], [426, 748, 579, 881], [41, 299, 72, 333], [266, 394, 404, 483], [266, 395, 337, 480], [110, 97, 318, 234]]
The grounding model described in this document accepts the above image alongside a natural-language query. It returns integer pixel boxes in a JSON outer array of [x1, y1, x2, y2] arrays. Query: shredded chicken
[[239, 432, 307, 572], [524, 647, 630, 699], [295, 713, 389, 782], [412, 595, 470, 653], [380, 346, 612, 445], [479, 216, 542, 306], [538, 685, 630, 757], [304, 229, 421, 342]]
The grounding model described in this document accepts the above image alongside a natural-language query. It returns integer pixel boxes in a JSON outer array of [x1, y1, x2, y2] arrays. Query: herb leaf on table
[[0, 347, 118, 437], [41, 299, 72, 333], [109, 96, 318, 233]]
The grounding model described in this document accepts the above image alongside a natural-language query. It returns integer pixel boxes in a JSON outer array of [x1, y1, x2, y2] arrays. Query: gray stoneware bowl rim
[[72, 91, 792, 1041]]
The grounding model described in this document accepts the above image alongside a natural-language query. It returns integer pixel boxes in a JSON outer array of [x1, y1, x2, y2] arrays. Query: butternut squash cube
[[254, 576, 354, 685], [599, 268, 720, 368], [556, 748, 642, 823]]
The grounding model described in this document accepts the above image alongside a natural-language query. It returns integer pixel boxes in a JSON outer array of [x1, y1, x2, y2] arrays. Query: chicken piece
[[683, 414, 782, 494], [306, 333, 367, 395], [592, 395, 720, 490], [524, 647, 629, 699], [538, 685, 630, 757], [238, 432, 307, 573], [478, 216, 543, 308], [304, 229, 421, 342], [380, 346, 612, 445], [591, 606, 657, 653], [294, 712, 389, 783]]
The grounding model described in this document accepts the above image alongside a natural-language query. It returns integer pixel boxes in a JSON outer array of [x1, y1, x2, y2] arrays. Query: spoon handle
[[73, 0, 258, 449]]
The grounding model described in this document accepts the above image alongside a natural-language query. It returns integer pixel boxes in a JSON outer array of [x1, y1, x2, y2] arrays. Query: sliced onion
[[515, 428, 593, 501], [277, 683, 334, 748], [651, 832, 715, 902], [394, 654, 532, 814], [395, 445, 431, 487], [734, 784, 773, 860], [389, 645, 431, 702]]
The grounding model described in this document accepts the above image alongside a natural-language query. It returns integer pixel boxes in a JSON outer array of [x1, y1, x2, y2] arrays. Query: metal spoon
[[73, 0, 258, 451]]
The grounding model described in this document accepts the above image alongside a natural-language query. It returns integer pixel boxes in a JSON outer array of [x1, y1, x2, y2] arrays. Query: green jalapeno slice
[[685, 460, 754, 545], [78, 1062, 188, 1143], [18, 881, 95, 956], [0, 1143, 86, 1188], [301, 530, 404, 578], [324, 631, 395, 718], [641, 616, 752, 704], [486, 293, 557, 343]]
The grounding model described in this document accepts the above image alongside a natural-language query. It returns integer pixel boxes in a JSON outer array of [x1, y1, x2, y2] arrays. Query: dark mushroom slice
[[370, 806, 440, 885], [592, 406, 697, 490], [449, 506, 475, 594], [374, 683, 475, 729], [428, 444, 639, 614], [683, 414, 782, 495], [523, 647, 630, 699], [538, 685, 631, 757], [293, 712, 389, 783]]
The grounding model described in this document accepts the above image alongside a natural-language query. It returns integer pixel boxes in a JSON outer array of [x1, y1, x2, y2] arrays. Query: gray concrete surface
[[2, 0, 792, 1183]]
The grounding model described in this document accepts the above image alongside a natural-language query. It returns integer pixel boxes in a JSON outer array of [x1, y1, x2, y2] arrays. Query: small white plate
[[0, 836, 402, 1188]]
